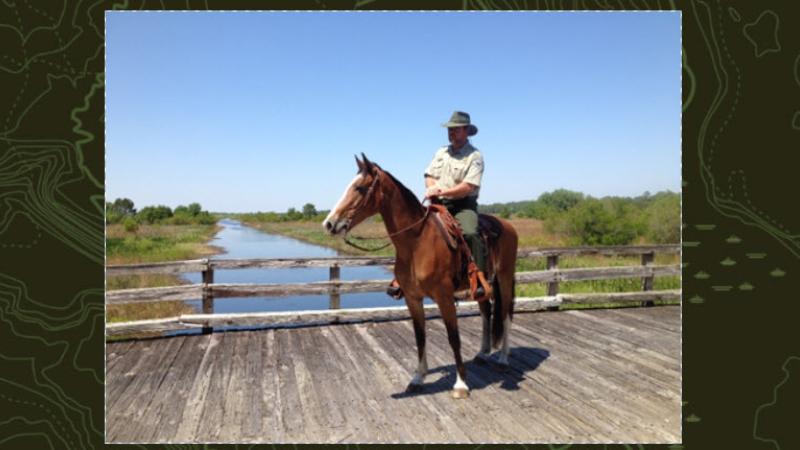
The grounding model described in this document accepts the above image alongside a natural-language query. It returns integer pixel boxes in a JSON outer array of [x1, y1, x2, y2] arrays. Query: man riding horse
[[387, 111, 489, 299], [322, 112, 518, 399]]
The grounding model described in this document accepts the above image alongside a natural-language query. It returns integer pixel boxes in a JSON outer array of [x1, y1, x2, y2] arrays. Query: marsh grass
[[106, 223, 222, 264], [106, 223, 220, 323]]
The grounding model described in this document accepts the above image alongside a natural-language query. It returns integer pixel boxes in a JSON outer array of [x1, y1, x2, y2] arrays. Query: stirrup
[[386, 279, 404, 299]]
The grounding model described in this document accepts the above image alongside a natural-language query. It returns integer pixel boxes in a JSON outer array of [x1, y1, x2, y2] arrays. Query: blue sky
[[106, 11, 681, 213]]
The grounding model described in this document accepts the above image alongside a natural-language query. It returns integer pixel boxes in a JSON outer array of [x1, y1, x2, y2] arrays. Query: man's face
[[448, 126, 469, 147]]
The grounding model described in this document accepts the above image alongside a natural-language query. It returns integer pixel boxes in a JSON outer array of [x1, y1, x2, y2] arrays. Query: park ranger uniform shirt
[[424, 141, 484, 200]]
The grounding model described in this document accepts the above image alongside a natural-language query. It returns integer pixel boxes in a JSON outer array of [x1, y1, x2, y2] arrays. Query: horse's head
[[322, 153, 384, 235]]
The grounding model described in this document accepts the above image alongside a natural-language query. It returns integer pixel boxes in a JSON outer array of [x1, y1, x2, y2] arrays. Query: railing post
[[546, 254, 560, 311], [329, 264, 341, 310], [201, 259, 214, 333], [641, 251, 655, 307]]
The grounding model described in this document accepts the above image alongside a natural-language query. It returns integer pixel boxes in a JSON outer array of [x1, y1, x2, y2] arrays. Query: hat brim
[[441, 122, 478, 136]]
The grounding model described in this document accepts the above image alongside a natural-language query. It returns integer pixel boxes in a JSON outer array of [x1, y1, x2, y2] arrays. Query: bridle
[[343, 169, 431, 252]]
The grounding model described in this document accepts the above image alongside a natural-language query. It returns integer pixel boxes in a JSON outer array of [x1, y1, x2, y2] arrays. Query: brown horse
[[322, 154, 518, 399]]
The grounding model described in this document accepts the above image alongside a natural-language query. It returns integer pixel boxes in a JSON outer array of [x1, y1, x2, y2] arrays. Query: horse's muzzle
[[322, 218, 349, 235]]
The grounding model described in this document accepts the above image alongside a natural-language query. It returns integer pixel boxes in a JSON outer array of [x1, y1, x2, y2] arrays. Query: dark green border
[[1, 0, 798, 448]]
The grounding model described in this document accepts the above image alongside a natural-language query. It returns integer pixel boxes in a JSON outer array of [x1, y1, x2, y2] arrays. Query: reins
[[344, 195, 432, 253]]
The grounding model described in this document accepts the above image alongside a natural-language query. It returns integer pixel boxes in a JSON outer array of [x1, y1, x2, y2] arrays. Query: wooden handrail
[[106, 245, 679, 276], [106, 264, 680, 304]]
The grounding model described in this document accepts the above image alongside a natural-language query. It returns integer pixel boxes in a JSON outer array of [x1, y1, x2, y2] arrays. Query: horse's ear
[[355, 154, 365, 173], [361, 153, 374, 173]]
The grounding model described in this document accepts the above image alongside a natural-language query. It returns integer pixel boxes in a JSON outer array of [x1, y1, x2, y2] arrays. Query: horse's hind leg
[[474, 300, 492, 363], [496, 273, 515, 367], [404, 295, 428, 391]]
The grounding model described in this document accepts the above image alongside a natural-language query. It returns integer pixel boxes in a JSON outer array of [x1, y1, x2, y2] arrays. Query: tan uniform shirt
[[424, 141, 484, 199]]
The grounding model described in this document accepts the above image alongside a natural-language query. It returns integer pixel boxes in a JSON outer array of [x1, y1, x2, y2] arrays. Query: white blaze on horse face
[[323, 174, 362, 234]]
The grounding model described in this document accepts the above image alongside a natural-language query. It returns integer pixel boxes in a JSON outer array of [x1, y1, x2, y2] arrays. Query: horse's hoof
[[451, 388, 470, 399]]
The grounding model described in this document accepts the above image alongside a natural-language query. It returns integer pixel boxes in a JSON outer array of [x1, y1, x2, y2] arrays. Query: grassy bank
[[106, 223, 222, 322]]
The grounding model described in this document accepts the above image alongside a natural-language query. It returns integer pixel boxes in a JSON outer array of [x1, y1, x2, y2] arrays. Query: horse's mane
[[374, 164, 425, 215]]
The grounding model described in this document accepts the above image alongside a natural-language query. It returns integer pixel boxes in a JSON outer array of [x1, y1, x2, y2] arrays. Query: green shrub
[[137, 205, 174, 224], [550, 198, 640, 246], [122, 216, 138, 233], [645, 194, 680, 243]]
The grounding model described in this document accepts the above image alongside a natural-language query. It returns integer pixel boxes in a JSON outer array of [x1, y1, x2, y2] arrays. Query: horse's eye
[[355, 186, 368, 195]]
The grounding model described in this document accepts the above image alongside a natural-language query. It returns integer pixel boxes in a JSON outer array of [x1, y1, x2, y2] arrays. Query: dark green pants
[[442, 197, 486, 273]]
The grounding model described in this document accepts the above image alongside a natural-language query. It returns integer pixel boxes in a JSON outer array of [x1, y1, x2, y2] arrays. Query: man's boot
[[466, 233, 489, 299]]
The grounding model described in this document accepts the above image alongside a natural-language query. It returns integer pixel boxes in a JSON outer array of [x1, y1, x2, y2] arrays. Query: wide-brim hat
[[441, 110, 478, 136]]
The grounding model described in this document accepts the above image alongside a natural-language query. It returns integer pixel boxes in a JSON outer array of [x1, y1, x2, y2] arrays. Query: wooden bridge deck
[[105, 305, 681, 443]]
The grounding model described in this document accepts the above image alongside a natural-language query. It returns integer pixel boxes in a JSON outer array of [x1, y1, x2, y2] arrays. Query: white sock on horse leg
[[497, 316, 512, 366], [410, 348, 428, 385], [453, 372, 469, 391]]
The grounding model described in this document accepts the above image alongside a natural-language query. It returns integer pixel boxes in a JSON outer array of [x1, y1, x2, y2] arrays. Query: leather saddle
[[428, 204, 502, 301]]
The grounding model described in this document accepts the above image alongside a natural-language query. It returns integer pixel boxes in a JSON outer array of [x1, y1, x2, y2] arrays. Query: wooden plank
[[348, 322, 461, 442], [517, 244, 680, 258], [511, 310, 681, 428], [386, 317, 544, 441], [107, 259, 208, 276], [210, 280, 389, 297], [106, 286, 204, 304], [172, 333, 221, 442], [105, 317, 197, 336], [259, 330, 282, 441], [106, 339, 160, 413], [559, 289, 681, 305], [421, 316, 613, 441], [107, 336, 184, 442], [506, 312, 680, 441], [145, 334, 210, 442], [195, 332, 238, 442], [238, 331, 265, 441], [325, 324, 420, 442], [516, 264, 680, 283], [293, 327, 351, 442], [218, 331, 252, 441], [211, 256, 395, 269], [447, 317, 625, 441], [272, 328, 306, 441]]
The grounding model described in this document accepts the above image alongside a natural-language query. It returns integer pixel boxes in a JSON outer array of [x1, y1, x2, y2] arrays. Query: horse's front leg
[[435, 296, 469, 399], [404, 295, 428, 391]]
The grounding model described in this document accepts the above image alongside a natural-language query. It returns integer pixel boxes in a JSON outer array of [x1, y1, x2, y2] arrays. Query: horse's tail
[[491, 275, 504, 349]]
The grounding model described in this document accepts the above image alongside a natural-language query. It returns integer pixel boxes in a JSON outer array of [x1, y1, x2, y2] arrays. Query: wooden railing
[[106, 244, 680, 336]]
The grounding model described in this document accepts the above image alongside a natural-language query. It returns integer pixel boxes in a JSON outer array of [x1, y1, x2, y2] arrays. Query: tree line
[[106, 198, 216, 229], [108, 188, 680, 246], [479, 189, 680, 245]]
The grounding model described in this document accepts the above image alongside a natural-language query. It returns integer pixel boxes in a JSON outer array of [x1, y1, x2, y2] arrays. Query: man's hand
[[425, 185, 444, 199]]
